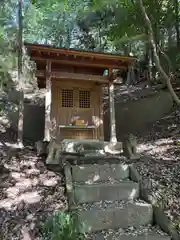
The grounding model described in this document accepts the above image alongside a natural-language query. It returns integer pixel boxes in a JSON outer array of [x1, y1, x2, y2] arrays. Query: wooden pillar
[[126, 66, 132, 85], [109, 69, 117, 143], [99, 86, 104, 140], [44, 60, 52, 141]]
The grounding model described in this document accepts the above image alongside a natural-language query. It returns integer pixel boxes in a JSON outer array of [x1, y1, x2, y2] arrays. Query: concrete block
[[129, 164, 141, 182], [129, 165, 179, 240], [64, 165, 74, 206], [104, 141, 122, 154], [74, 182, 139, 204], [72, 164, 129, 183], [61, 139, 104, 153], [77, 202, 153, 232], [106, 234, 170, 240], [154, 207, 180, 240], [75, 156, 122, 165]]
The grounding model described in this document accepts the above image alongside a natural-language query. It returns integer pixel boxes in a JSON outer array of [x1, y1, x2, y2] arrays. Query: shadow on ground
[[126, 107, 180, 232], [0, 138, 67, 239], [1, 106, 180, 237]]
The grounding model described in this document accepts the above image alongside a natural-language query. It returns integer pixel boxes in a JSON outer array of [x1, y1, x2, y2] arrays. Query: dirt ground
[[133, 106, 180, 233], [0, 133, 67, 239], [0, 104, 180, 238]]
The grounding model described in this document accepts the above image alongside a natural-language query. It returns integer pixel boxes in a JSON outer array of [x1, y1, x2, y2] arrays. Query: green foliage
[[40, 211, 85, 240], [0, 0, 180, 83], [0, 1, 17, 87], [0, 0, 37, 89]]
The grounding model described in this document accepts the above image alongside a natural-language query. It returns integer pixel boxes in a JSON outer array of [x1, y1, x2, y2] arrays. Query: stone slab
[[77, 202, 153, 232], [60, 139, 123, 155], [64, 165, 74, 206], [104, 141, 122, 154], [106, 234, 170, 240], [74, 181, 139, 204], [61, 139, 104, 153], [75, 156, 122, 165], [154, 207, 180, 240], [72, 164, 129, 183]]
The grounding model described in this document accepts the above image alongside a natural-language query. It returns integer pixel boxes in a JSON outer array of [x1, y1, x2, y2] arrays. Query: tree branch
[[138, 0, 180, 105]]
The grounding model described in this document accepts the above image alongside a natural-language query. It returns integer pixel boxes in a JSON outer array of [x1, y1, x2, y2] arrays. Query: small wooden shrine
[[25, 43, 136, 142]]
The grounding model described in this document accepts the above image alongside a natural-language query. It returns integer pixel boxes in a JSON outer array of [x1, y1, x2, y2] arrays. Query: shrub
[[41, 211, 85, 240]]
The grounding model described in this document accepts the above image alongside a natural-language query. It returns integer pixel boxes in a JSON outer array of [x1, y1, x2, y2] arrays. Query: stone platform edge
[[64, 164, 74, 206], [129, 164, 180, 240]]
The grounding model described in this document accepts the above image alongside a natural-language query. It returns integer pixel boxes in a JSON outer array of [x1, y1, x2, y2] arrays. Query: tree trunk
[[138, 0, 180, 105], [174, 0, 180, 48], [122, 44, 129, 55], [167, 27, 173, 49], [144, 40, 153, 84], [17, 0, 24, 148]]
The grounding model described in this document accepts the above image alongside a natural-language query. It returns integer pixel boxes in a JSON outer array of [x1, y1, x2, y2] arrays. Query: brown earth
[[0, 131, 67, 239], [130, 106, 180, 233]]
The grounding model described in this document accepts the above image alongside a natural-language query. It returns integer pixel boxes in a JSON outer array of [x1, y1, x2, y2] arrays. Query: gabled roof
[[25, 42, 137, 69]]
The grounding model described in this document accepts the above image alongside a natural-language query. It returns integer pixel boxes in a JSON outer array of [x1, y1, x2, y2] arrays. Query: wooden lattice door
[[53, 81, 99, 140]]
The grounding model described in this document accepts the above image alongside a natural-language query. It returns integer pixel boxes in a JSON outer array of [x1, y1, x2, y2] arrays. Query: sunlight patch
[[6, 187, 20, 198], [135, 202, 150, 207], [18, 191, 41, 204], [15, 178, 32, 189], [129, 188, 138, 200], [43, 178, 58, 187], [137, 143, 154, 153], [11, 172, 25, 180], [0, 198, 14, 209], [79, 166, 85, 169], [155, 138, 173, 145], [85, 179, 93, 184], [122, 164, 129, 171], [92, 174, 100, 182]]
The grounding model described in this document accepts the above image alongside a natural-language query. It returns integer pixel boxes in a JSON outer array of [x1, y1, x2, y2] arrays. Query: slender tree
[[174, 0, 180, 48], [138, 0, 180, 105], [17, 0, 24, 147]]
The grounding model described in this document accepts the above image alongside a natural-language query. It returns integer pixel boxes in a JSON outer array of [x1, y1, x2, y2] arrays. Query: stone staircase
[[64, 158, 171, 240]]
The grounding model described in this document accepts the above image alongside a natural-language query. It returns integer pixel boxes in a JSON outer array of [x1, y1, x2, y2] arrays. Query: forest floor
[[0, 134, 67, 239], [133, 105, 180, 233], [0, 99, 180, 238]]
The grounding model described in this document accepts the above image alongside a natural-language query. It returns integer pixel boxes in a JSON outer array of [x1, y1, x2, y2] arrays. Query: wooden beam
[[31, 56, 128, 69], [36, 70, 109, 83], [44, 60, 52, 141], [25, 43, 137, 62]]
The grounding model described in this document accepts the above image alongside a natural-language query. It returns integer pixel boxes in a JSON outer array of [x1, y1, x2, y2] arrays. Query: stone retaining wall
[[104, 90, 173, 141], [5, 89, 173, 142]]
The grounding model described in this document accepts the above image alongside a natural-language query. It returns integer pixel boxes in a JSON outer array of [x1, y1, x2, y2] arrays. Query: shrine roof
[[25, 42, 137, 66]]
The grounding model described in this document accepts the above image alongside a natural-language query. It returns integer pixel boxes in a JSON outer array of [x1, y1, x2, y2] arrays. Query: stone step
[[76, 202, 153, 232], [74, 181, 139, 204], [61, 139, 105, 153], [71, 164, 129, 183], [106, 235, 170, 240], [63, 155, 122, 166], [87, 234, 170, 240], [85, 225, 170, 240]]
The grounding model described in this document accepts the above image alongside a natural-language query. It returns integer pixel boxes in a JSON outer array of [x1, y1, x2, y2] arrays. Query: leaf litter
[[1, 106, 180, 238], [127, 106, 180, 234], [0, 137, 67, 239]]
